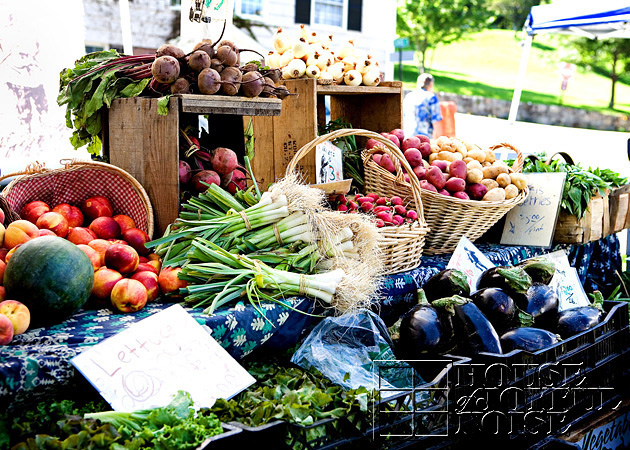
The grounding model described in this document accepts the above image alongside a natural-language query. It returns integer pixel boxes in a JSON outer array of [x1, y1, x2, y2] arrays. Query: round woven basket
[[286, 128, 430, 275], [363, 142, 529, 255], [0, 160, 155, 238]]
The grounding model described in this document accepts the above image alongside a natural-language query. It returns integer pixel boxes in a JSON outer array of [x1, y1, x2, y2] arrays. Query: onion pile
[[265, 24, 382, 86]]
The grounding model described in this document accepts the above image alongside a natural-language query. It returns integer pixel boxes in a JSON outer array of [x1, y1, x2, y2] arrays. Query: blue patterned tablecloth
[[0, 235, 622, 409]]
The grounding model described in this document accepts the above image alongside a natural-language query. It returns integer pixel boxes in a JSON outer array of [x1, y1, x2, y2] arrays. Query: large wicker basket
[[1, 160, 155, 238], [285, 128, 430, 275], [363, 142, 529, 255]]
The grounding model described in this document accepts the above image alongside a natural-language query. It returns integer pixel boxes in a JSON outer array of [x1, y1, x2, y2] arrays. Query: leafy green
[[588, 167, 629, 187], [157, 95, 173, 116]]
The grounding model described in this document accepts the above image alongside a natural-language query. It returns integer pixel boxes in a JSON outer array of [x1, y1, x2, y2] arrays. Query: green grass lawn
[[396, 29, 630, 116]]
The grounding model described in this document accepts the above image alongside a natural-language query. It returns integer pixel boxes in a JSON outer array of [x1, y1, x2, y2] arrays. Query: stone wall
[[427, 91, 629, 132]]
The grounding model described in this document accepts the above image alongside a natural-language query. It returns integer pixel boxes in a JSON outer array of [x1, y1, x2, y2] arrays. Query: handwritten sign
[[447, 236, 495, 290], [72, 304, 255, 411], [500, 172, 566, 248], [549, 266, 591, 312], [316, 141, 343, 184]]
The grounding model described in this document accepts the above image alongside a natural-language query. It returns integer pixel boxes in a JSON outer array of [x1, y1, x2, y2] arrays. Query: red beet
[[211, 147, 238, 176], [225, 169, 247, 194], [179, 160, 192, 184], [192, 170, 221, 192]]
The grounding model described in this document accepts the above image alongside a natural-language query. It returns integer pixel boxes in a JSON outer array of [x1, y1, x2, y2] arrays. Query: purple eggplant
[[500, 327, 560, 352], [525, 282, 559, 329], [516, 256, 556, 285], [422, 269, 470, 302], [476, 265, 533, 308], [398, 296, 455, 358], [432, 295, 502, 355], [556, 305, 604, 339], [471, 287, 533, 334]]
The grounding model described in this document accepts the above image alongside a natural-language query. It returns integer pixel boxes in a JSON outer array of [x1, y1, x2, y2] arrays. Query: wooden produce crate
[[248, 78, 403, 188], [553, 190, 611, 244], [609, 184, 630, 234], [104, 94, 282, 237]]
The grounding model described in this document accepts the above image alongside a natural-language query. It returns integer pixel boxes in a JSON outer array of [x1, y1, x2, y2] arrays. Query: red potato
[[403, 148, 423, 168], [416, 135, 431, 144], [431, 160, 449, 172], [402, 136, 421, 151], [425, 166, 446, 190], [438, 189, 451, 196], [381, 133, 400, 148], [389, 129, 405, 143], [453, 191, 470, 200], [366, 139, 380, 149], [448, 160, 468, 179], [420, 180, 438, 193], [418, 142, 432, 158], [413, 165, 426, 180], [378, 154, 396, 173], [372, 154, 383, 165], [445, 177, 466, 193], [466, 183, 488, 200]]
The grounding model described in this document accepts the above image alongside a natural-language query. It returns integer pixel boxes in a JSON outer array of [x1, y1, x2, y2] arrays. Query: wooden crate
[[105, 94, 282, 237], [249, 78, 403, 188], [553, 190, 611, 244], [609, 184, 630, 233]]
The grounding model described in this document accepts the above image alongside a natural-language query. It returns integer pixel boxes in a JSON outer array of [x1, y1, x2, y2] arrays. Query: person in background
[[403, 73, 443, 139]]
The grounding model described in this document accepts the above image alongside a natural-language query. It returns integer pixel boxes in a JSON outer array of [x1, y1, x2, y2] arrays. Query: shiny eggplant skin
[[422, 269, 470, 302], [398, 304, 454, 358], [525, 282, 559, 329], [471, 287, 516, 334], [476, 266, 532, 307], [500, 327, 559, 352], [452, 301, 503, 355], [556, 306, 604, 339]]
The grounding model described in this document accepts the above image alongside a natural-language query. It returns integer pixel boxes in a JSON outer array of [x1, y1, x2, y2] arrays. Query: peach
[[138, 256, 149, 264], [92, 267, 123, 301], [21, 201, 50, 224], [38, 229, 57, 237], [81, 196, 113, 221], [0, 287, 5, 302], [158, 266, 187, 295], [107, 239, 127, 246], [36, 211, 69, 238], [52, 203, 84, 228], [147, 259, 162, 273], [4, 246, 19, 263], [110, 278, 148, 313], [0, 259, 6, 284], [135, 262, 158, 275], [66, 227, 98, 246], [0, 209, 5, 225], [122, 228, 151, 256], [77, 244, 102, 271], [0, 248, 7, 264], [104, 243, 139, 274], [89, 216, 121, 240], [147, 253, 161, 261], [130, 271, 160, 302], [0, 300, 30, 335], [88, 239, 113, 266], [4, 220, 39, 249], [113, 214, 135, 235], [0, 313, 14, 345], [0, 223, 4, 247]]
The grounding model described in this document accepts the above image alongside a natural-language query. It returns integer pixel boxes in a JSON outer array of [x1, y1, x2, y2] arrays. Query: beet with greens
[[476, 266, 533, 308], [422, 269, 470, 302], [432, 295, 502, 355], [500, 327, 560, 352], [525, 282, 559, 329], [516, 257, 556, 285], [556, 305, 604, 339]]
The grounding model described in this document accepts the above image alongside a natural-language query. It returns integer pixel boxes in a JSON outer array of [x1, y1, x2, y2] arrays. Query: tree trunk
[[609, 51, 618, 109]]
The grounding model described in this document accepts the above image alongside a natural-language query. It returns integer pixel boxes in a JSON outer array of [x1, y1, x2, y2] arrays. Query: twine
[[273, 224, 284, 245], [238, 210, 252, 231]]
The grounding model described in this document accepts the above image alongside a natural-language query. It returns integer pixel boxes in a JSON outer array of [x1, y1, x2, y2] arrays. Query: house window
[[313, 0, 343, 27], [239, 0, 262, 15]]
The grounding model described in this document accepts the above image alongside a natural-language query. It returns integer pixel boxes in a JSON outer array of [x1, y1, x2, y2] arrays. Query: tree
[[397, 0, 494, 74], [487, 0, 542, 31], [570, 37, 630, 109]]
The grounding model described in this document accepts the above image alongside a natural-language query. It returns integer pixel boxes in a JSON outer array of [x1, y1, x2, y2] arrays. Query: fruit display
[[266, 24, 382, 86], [367, 129, 528, 201]]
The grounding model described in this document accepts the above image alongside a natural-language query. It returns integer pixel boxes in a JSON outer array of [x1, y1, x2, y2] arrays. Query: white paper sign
[[549, 266, 591, 312], [315, 141, 344, 184], [500, 172, 566, 248], [447, 236, 496, 290], [72, 304, 255, 412]]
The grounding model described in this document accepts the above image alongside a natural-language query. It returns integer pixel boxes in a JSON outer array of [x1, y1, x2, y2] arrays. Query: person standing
[[403, 73, 443, 139]]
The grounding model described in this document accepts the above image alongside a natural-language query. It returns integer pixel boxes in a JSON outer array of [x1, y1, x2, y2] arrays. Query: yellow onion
[[337, 40, 355, 59], [292, 37, 310, 60], [343, 69, 362, 86], [265, 51, 281, 68], [362, 67, 381, 86], [273, 28, 291, 54], [305, 65, 320, 78], [286, 58, 306, 78], [279, 49, 294, 67]]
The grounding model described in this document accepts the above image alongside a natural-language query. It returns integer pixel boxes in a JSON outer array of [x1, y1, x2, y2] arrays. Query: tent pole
[[508, 34, 533, 124]]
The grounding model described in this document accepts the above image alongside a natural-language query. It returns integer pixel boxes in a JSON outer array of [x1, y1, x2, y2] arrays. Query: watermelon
[[3, 236, 94, 327]]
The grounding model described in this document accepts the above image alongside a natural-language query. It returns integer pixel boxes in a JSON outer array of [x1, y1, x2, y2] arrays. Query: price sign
[[315, 141, 343, 184], [500, 172, 566, 248], [72, 304, 255, 411]]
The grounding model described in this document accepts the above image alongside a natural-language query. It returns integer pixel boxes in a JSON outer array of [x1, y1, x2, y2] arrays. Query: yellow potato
[[483, 187, 507, 202], [463, 157, 474, 164], [510, 173, 528, 190], [467, 168, 483, 184], [484, 149, 496, 163], [453, 141, 467, 156], [430, 143, 440, 153], [429, 152, 440, 164], [466, 149, 486, 163], [496, 173, 511, 188], [467, 160, 483, 171], [505, 184, 519, 199], [438, 151, 463, 162], [480, 178, 499, 191], [482, 166, 503, 180], [436, 136, 450, 147]]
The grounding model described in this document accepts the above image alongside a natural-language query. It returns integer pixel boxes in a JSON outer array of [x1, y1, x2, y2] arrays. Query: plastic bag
[[290, 309, 423, 391]]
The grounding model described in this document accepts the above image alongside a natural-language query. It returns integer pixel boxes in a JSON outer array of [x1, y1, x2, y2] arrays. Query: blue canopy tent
[[508, 0, 630, 123]]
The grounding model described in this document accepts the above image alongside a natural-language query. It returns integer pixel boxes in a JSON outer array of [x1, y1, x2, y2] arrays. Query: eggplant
[[525, 282, 559, 329], [398, 300, 455, 358], [422, 269, 470, 302], [476, 265, 532, 308], [500, 327, 560, 352], [432, 295, 502, 355], [471, 287, 533, 334], [516, 256, 556, 285], [556, 305, 604, 339]]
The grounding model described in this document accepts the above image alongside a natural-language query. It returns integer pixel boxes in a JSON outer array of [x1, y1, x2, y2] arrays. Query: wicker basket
[[0, 160, 155, 238], [285, 128, 430, 275], [363, 142, 529, 255]]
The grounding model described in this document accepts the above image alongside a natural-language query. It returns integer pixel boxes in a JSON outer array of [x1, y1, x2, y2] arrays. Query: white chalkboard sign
[[71, 304, 255, 411], [500, 172, 566, 248]]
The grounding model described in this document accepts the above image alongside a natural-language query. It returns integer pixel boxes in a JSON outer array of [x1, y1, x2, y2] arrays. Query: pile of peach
[[0, 196, 187, 318]]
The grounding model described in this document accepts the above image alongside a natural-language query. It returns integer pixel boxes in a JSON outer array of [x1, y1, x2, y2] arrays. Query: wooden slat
[[248, 115, 276, 189], [178, 94, 282, 115], [316, 81, 402, 95]]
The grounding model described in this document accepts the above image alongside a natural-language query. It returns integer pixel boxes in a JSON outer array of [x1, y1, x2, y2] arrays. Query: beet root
[[198, 68, 222, 95], [152, 55, 180, 84], [170, 77, 191, 94], [188, 50, 212, 72], [211, 147, 238, 176], [225, 169, 247, 194], [240, 71, 265, 98], [193, 170, 221, 192], [156, 44, 185, 59]]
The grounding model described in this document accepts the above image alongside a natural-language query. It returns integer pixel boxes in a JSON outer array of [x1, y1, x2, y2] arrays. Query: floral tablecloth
[[1, 235, 622, 410]]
